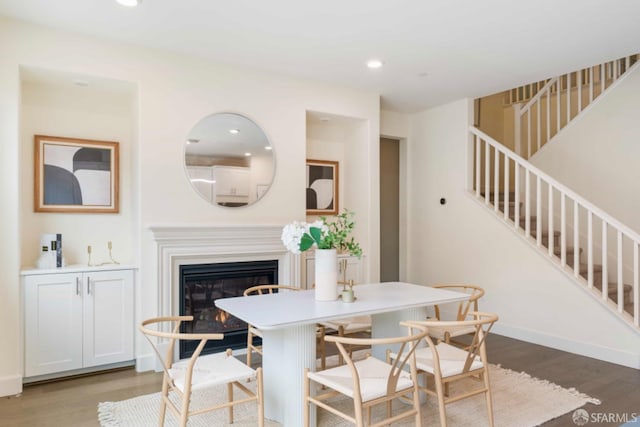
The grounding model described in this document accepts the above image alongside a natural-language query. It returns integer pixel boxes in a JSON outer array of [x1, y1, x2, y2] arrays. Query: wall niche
[[19, 67, 137, 268]]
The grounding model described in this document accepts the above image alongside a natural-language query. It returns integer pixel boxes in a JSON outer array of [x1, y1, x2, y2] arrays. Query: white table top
[[216, 282, 469, 330]]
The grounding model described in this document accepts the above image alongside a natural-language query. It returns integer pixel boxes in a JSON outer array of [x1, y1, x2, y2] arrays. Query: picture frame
[[34, 135, 120, 213], [306, 159, 339, 215]]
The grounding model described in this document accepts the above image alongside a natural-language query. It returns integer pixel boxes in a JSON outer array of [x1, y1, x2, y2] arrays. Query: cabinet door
[[24, 273, 83, 377], [82, 270, 134, 367]]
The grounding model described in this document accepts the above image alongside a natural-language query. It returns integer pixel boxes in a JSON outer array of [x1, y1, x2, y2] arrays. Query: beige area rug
[[98, 362, 600, 427]]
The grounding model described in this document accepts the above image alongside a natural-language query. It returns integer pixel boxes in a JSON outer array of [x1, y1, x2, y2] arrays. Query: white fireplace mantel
[[148, 224, 300, 318]]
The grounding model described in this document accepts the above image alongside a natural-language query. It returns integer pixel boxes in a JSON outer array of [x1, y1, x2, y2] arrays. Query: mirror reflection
[[184, 113, 275, 207]]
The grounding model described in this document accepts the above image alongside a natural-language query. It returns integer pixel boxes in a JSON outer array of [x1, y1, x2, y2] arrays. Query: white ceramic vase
[[315, 248, 338, 301]]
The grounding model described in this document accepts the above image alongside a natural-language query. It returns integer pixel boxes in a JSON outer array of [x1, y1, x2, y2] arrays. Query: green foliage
[[309, 209, 363, 257]]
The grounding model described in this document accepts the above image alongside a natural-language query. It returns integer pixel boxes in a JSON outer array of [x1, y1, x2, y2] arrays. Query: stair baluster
[[470, 127, 639, 332]]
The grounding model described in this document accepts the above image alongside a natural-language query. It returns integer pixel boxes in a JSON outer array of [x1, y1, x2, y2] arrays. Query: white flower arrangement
[[281, 210, 362, 257]]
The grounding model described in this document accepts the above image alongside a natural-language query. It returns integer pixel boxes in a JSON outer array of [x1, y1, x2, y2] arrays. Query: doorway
[[380, 137, 400, 282]]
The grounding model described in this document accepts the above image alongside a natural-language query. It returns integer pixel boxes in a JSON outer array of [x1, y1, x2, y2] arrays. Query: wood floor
[[1, 334, 638, 426]]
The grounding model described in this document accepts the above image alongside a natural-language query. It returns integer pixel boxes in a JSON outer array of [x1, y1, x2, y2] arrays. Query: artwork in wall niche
[[34, 135, 119, 213], [306, 159, 338, 215]]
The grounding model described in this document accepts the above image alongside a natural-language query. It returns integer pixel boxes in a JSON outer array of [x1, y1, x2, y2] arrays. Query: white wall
[[0, 17, 379, 396], [406, 99, 640, 368], [531, 66, 640, 234]]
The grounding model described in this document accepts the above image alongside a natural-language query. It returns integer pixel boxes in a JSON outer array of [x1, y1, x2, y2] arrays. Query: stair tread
[[531, 230, 561, 237], [579, 263, 603, 273], [481, 192, 517, 202], [554, 246, 582, 254], [594, 282, 633, 294]]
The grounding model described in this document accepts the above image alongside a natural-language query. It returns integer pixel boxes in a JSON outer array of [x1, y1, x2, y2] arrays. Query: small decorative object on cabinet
[[281, 209, 362, 301], [21, 265, 135, 380]]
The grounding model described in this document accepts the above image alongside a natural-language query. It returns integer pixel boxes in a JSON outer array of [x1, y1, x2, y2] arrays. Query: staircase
[[467, 130, 639, 332], [468, 55, 640, 332], [512, 54, 639, 158]]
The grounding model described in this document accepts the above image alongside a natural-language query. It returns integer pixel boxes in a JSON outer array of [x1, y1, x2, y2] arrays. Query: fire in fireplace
[[179, 259, 278, 358]]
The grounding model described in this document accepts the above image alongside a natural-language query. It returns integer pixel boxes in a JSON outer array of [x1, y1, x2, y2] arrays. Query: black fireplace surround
[[179, 259, 278, 358]]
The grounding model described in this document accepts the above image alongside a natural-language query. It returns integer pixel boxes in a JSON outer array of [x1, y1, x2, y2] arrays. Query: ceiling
[[2, 0, 640, 113]]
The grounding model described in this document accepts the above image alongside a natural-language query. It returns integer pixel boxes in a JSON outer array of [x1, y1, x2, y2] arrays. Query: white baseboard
[[0, 374, 23, 397], [135, 354, 157, 373], [493, 323, 640, 369]]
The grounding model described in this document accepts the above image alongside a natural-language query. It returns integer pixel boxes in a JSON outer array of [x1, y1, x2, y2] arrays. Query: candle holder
[[98, 241, 120, 266]]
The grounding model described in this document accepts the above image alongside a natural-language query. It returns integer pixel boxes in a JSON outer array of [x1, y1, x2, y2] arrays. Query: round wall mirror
[[184, 113, 275, 207]]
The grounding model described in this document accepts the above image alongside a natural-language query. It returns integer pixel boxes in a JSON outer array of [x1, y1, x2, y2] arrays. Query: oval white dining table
[[216, 281, 469, 427]]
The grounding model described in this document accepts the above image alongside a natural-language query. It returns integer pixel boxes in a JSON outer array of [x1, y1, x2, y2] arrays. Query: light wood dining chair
[[317, 280, 372, 369], [140, 316, 264, 427], [243, 284, 301, 367], [304, 322, 428, 427], [429, 284, 485, 346], [396, 312, 498, 427]]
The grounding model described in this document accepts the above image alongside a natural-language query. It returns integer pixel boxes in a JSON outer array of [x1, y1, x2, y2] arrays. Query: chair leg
[[482, 370, 495, 427], [246, 332, 253, 368], [434, 376, 448, 427], [354, 403, 365, 427], [413, 384, 423, 427], [338, 326, 345, 365], [227, 382, 234, 424], [158, 375, 169, 427], [303, 368, 310, 427], [179, 385, 191, 427], [256, 367, 264, 427], [318, 326, 326, 370]]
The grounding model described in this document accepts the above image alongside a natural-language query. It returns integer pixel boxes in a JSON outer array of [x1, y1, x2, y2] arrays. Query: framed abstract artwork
[[306, 159, 338, 215], [34, 135, 120, 213]]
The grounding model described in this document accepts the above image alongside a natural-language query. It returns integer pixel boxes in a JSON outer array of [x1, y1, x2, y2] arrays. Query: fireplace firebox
[[179, 260, 278, 358]]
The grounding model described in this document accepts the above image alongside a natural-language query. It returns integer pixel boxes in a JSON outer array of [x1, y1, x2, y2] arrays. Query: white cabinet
[[213, 166, 250, 205], [213, 166, 249, 197], [23, 267, 134, 378], [187, 165, 250, 205], [304, 253, 362, 289]]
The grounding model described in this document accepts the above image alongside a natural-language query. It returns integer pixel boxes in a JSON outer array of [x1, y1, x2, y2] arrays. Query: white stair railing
[[514, 54, 639, 158], [469, 127, 639, 330]]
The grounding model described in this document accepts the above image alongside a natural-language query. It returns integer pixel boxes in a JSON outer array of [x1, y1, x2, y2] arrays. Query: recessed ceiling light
[[265, 146, 273, 150], [229, 129, 240, 134], [366, 59, 384, 69], [116, 0, 141, 7], [244, 152, 252, 157]]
